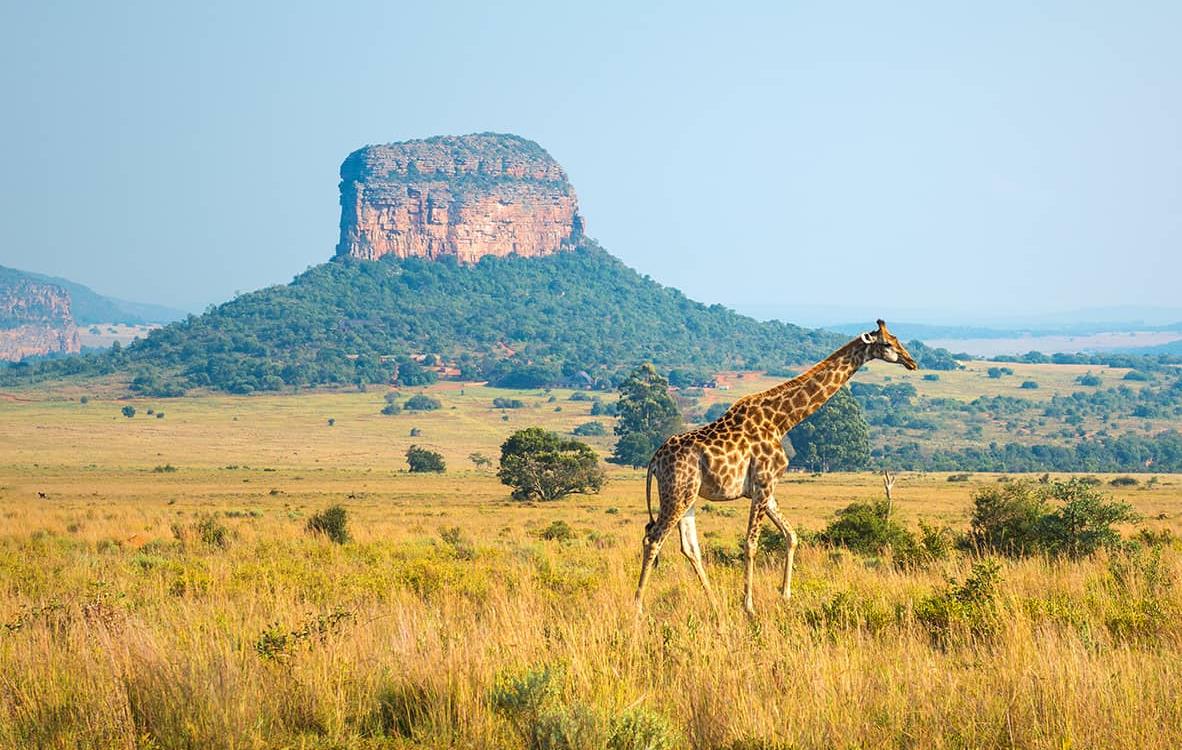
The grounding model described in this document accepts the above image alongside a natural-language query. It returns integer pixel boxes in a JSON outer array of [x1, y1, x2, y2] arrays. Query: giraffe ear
[[860, 333, 874, 344]]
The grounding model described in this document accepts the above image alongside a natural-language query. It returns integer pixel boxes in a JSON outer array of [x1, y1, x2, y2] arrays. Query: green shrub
[[607, 707, 679, 750], [572, 421, 606, 437], [817, 499, 914, 556], [969, 481, 1047, 555], [306, 505, 350, 544], [915, 559, 1003, 643], [493, 397, 525, 409], [1020, 380, 1039, 389], [121, 405, 136, 418], [152, 464, 177, 473], [970, 479, 1136, 558], [381, 402, 402, 415], [537, 520, 576, 542], [195, 514, 229, 549], [407, 445, 446, 473], [405, 394, 441, 411], [922, 373, 940, 381], [946, 473, 972, 482], [1036, 480, 1138, 558], [1110, 476, 1139, 487]]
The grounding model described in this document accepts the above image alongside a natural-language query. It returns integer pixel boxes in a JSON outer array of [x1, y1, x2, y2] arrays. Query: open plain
[[2, 382, 1181, 748]]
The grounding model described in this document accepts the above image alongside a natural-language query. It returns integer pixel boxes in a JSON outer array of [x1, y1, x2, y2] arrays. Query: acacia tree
[[610, 363, 682, 467], [787, 386, 870, 472], [498, 427, 605, 501]]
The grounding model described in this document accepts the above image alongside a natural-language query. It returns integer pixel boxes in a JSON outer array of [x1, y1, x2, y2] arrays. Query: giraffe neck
[[753, 338, 868, 437]]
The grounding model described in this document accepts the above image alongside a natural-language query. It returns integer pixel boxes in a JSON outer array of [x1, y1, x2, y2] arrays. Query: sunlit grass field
[[2, 385, 1182, 748]]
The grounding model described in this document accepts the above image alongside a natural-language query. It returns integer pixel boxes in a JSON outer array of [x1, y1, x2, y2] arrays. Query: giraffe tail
[[644, 459, 659, 568], [644, 460, 655, 530]]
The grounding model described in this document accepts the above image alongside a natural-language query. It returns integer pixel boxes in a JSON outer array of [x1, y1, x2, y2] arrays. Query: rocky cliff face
[[0, 273, 80, 361], [336, 133, 583, 263]]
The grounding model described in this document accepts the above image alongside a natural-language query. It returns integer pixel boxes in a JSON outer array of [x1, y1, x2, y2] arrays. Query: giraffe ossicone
[[634, 320, 918, 616]]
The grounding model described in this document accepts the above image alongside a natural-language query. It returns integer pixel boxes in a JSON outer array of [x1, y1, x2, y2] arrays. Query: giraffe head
[[860, 319, 918, 370]]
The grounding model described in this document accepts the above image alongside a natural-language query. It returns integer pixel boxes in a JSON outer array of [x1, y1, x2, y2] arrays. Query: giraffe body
[[635, 320, 918, 615]]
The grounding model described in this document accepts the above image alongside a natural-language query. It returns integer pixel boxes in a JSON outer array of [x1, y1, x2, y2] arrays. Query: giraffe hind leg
[[678, 503, 716, 604]]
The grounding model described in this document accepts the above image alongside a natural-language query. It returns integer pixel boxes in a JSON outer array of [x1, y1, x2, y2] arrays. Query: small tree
[[405, 394, 442, 411], [121, 405, 136, 418], [498, 427, 605, 501], [407, 445, 446, 473], [381, 402, 401, 415], [787, 387, 869, 472], [610, 364, 682, 468]]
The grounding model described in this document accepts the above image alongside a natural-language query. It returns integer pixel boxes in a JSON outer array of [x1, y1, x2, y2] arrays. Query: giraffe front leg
[[742, 499, 767, 616], [764, 497, 798, 600]]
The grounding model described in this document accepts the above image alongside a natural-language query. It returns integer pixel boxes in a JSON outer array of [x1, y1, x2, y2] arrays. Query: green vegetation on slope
[[3, 241, 841, 394]]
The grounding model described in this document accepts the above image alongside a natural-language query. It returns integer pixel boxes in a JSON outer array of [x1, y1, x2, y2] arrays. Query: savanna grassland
[[3, 381, 1182, 749]]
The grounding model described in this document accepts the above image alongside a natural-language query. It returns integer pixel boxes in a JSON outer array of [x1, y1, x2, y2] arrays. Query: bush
[[498, 428, 605, 501], [493, 397, 525, 409], [572, 421, 606, 437], [1037, 480, 1138, 558], [306, 505, 350, 544], [155, 412, 165, 419], [915, 559, 1003, 643], [817, 500, 914, 556], [970, 479, 1138, 558], [946, 473, 972, 482], [381, 402, 402, 415], [195, 514, 230, 549], [969, 481, 1048, 555], [1110, 476, 1139, 487], [608, 707, 679, 750], [568, 392, 592, 401], [1020, 380, 1039, 389], [79, 395, 90, 404], [922, 373, 940, 381], [468, 452, 492, 468], [121, 405, 136, 418], [537, 520, 576, 542], [405, 394, 442, 411], [1076, 372, 1102, 386], [407, 445, 446, 473], [1123, 370, 1150, 381]]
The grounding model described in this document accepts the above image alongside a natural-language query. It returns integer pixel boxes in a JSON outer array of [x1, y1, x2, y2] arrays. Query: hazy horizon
[[2, 2, 1179, 319]]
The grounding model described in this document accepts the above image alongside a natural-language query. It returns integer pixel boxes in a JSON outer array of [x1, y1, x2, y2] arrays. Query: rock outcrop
[[336, 133, 582, 263], [0, 272, 80, 361]]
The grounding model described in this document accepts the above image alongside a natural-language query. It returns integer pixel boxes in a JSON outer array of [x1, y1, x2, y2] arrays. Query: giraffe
[[634, 319, 918, 615]]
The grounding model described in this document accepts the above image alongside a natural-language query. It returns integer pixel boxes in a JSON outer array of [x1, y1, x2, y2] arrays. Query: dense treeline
[[1, 241, 840, 394], [874, 430, 1182, 472]]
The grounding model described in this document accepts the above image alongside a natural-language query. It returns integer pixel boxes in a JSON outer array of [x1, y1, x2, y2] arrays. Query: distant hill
[[0, 265, 186, 325], [115, 240, 844, 393]]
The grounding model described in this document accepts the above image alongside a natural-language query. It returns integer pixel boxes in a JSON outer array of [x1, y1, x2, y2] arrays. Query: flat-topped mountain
[[337, 133, 582, 263]]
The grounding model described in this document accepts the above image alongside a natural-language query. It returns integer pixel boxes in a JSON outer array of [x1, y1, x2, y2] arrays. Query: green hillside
[[4, 241, 852, 393]]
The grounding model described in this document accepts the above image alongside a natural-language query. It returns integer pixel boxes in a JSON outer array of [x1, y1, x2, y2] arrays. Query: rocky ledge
[[336, 133, 582, 263]]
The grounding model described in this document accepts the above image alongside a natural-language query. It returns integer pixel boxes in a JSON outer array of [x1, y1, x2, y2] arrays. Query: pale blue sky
[[1, 1, 1179, 321]]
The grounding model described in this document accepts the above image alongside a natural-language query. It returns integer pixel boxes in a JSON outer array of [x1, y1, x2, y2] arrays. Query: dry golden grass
[[3, 387, 1182, 748]]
